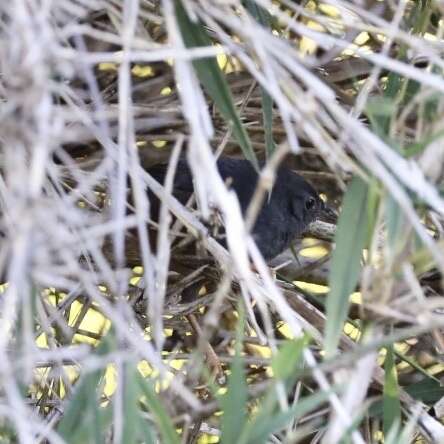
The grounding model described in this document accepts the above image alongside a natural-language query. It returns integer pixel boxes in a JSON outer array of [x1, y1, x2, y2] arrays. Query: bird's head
[[282, 172, 337, 228]]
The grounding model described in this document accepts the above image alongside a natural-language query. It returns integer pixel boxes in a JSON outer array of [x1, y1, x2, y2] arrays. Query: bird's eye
[[305, 197, 316, 211]]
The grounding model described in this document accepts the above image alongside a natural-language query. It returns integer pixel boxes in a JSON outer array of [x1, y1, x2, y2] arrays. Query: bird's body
[[147, 157, 327, 260]]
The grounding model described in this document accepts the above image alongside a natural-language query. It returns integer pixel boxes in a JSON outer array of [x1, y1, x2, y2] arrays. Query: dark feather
[[146, 157, 323, 260]]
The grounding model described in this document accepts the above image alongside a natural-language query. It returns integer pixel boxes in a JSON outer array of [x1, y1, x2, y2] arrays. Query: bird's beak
[[319, 201, 338, 224]]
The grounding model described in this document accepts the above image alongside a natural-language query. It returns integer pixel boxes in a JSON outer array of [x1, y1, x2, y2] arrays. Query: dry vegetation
[[1, 0, 444, 443]]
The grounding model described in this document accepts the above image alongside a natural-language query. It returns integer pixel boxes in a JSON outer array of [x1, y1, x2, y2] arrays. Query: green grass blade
[[325, 176, 369, 356], [243, 390, 332, 444], [57, 332, 115, 443], [137, 374, 180, 444], [370, 373, 444, 419], [57, 371, 109, 444], [57, 340, 114, 444], [383, 345, 401, 437], [386, 195, 404, 249], [243, 0, 276, 157], [120, 364, 143, 444], [236, 336, 314, 444], [271, 337, 307, 381], [174, 0, 258, 168], [220, 352, 248, 444], [261, 83, 276, 158], [381, 419, 401, 444], [220, 307, 248, 444], [242, 0, 272, 28]]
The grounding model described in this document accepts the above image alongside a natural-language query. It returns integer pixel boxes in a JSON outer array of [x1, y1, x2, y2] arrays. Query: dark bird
[[147, 156, 335, 260]]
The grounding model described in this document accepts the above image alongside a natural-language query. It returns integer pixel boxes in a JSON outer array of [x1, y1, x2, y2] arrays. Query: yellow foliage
[[131, 65, 154, 77]]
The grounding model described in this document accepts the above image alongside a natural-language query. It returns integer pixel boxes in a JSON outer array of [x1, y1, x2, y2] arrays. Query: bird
[[146, 156, 336, 261]]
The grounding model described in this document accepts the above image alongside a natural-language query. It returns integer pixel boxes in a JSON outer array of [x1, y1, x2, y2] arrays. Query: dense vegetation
[[1, 1, 444, 442]]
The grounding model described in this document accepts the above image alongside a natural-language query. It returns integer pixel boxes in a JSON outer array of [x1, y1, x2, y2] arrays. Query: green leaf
[[271, 337, 307, 380], [403, 128, 444, 158], [410, 241, 442, 275], [243, 0, 272, 28], [241, 389, 333, 444], [57, 372, 102, 441], [60, 405, 112, 444], [366, 179, 380, 244], [385, 71, 403, 100], [237, 334, 331, 444], [174, 0, 258, 168], [383, 419, 401, 444], [386, 195, 404, 249], [120, 364, 144, 444], [365, 96, 397, 138], [137, 374, 180, 444], [325, 176, 369, 356], [220, 309, 248, 444], [137, 420, 156, 444], [57, 332, 115, 443], [408, 0, 432, 35], [383, 345, 401, 437], [404, 376, 444, 404], [242, 0, 276, 157], [370, 374, 444, 419], [261, 87, 276, 158]]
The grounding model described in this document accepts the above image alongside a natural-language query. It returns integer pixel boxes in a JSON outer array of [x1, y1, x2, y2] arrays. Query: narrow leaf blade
[[244, 389, 333, 444], [325, 176, 369, 356], [137, 374, 180, 444], [271, 337, 307, 381], [57, 331, 115, 442], [243, 0, 276, 157], [220, 308, 248, 444], [383, 345, 401, 437], [174, 0, 258, 168]]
